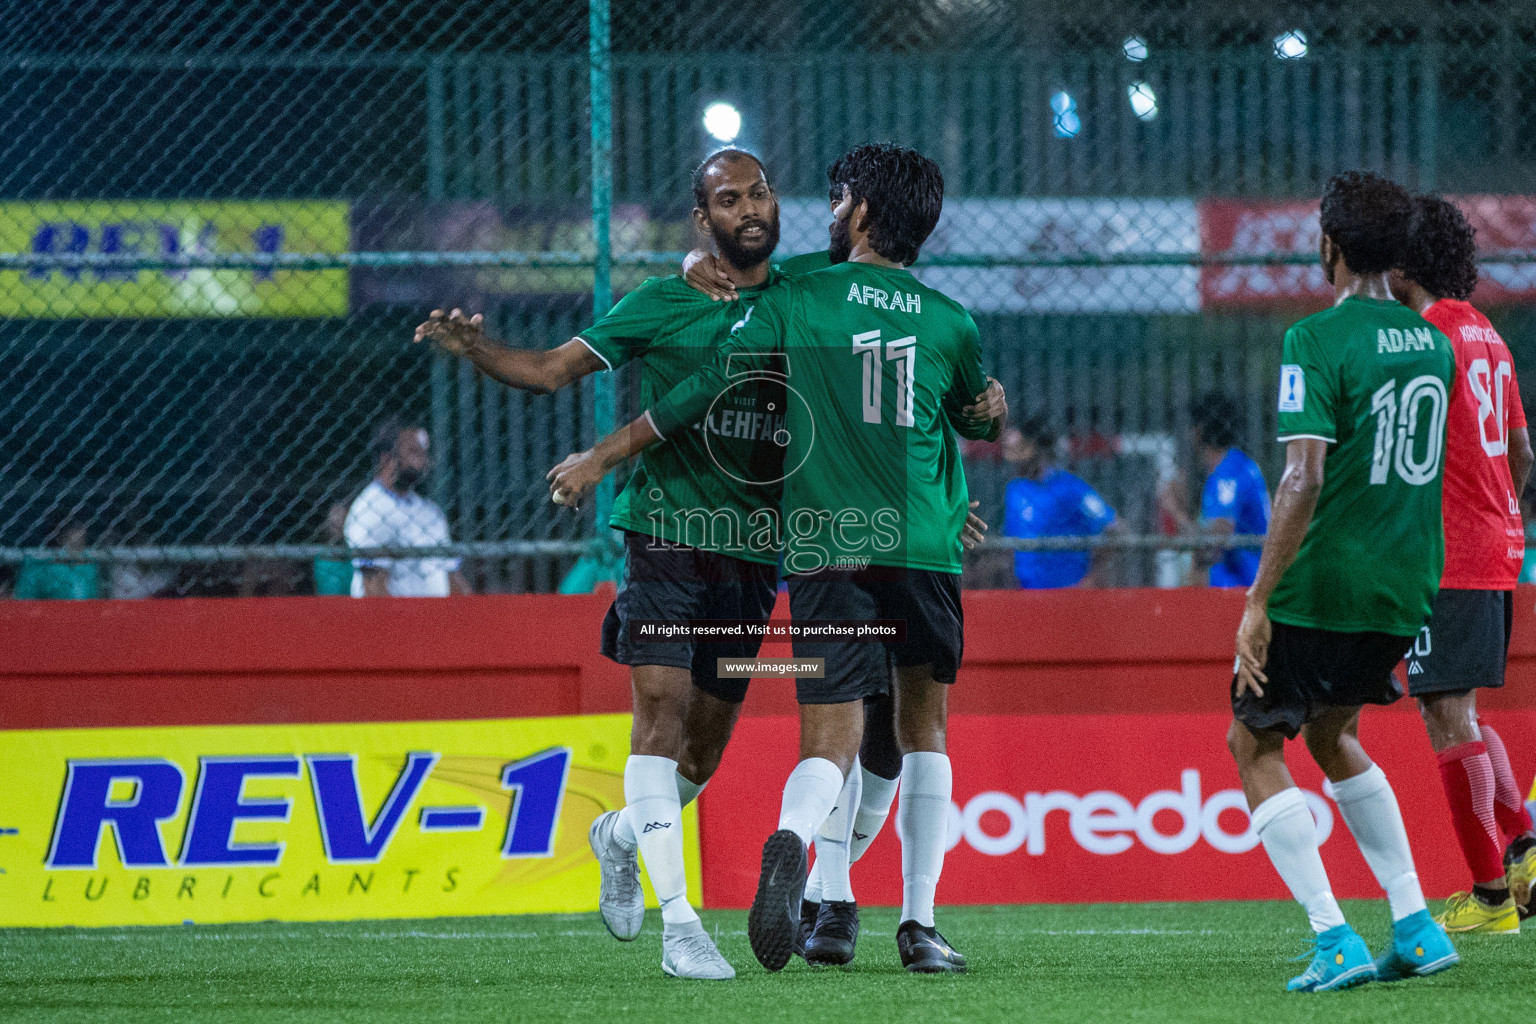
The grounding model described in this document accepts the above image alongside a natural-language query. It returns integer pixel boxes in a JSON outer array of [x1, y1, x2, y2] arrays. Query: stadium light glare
[[1127, 82, 1158, 120], [1051, 92, 1081, 138], [1273, 30, 1308, 60], [1123, 35, 1148, 62], [702, 102, 742, 142]]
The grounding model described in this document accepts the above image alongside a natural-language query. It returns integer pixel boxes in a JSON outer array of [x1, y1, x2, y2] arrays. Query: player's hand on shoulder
[[964, 377, 1007, 424], [1233, 602, 1271, 699], [414, 308, 487, 356], [683, 250, 738, 302]]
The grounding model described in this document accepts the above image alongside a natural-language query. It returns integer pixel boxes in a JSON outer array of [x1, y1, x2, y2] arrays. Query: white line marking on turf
[[1029, 928, 1216, 936]]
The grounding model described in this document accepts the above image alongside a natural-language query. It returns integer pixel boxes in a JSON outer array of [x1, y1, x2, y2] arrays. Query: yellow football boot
[[1506, 845, 1536, 914], [1435, 891, 1520, 934]]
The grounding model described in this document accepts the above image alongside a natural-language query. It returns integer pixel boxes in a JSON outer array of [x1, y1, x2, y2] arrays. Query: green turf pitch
[[3, 901, 1531, 1023]]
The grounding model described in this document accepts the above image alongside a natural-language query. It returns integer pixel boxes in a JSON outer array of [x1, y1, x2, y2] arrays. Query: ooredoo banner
[[1199, 195, 1536, 307], [0, 714, 696, 926], [699, 710, 1536, 908]]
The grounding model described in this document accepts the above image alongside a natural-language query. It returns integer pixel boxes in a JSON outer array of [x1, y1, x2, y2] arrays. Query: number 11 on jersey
[[852, 329, 916, 428]]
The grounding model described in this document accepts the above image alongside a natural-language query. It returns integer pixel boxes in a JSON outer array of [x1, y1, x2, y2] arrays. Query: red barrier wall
[[5, 588, 1535, 907]]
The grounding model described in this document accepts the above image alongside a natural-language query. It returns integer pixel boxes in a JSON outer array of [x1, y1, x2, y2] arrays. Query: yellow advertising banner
[[0, 715, 699, 927], [0, 200, 349, 317]]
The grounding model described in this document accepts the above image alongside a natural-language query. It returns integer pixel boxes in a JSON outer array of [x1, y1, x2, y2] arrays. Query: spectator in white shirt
[[345, 418, 471, 597]]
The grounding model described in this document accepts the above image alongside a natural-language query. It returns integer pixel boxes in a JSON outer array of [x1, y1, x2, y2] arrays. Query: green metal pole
[[426, 57, 454, 511], [590, 0, 616, 547]]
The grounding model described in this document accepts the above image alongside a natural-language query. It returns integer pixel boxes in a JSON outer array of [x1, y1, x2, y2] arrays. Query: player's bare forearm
[[546, 414, 662, 507], [1245, 439, 1326, 610], [1509, 427, 1533, 497], [469, 339, 600, 395], [414, 308, 600, 395]]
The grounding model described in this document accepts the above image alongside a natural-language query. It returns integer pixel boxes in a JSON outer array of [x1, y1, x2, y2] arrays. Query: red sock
[[1437, 741, 1506, 885], [1480, 723, 1535, 841]]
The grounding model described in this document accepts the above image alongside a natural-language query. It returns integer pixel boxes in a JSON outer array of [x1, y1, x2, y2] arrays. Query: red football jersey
[[1425, 299, 1527, 589]]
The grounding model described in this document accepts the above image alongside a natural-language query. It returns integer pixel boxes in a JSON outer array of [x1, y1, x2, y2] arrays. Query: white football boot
[[588, 810, 645, 941]]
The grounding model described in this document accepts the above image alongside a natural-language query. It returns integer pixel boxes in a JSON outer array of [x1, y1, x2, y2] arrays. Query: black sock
[[1508, 835, 1536, 861], [1473, 882, 1510, 906]]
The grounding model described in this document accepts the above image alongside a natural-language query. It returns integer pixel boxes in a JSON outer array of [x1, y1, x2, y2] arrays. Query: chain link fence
[[2, 1, 1534, 597]]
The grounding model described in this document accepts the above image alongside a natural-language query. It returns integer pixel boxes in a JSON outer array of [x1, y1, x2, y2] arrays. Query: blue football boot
[[1287, 924, 1376, 992], [1373, 909, 1460, 982]]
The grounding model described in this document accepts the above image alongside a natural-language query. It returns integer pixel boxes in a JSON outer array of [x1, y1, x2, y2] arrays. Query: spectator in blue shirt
[[1174, 393, 1269, 587], [1002, 416, 1119, 588]]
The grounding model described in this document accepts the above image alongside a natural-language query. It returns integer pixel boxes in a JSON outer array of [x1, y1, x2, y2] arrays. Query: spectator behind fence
[[345, 418, 471, 598], [1160, 394, 1271, 587], [313, 501, 354, 596], [13, 518, 99, 600], [1001, 416, 1120, 588]]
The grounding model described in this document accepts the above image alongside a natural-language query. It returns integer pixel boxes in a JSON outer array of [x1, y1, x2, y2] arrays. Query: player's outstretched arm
[[414, 308, 603, 395], [546, 285, 787, 507], [546, 413, 664, 508], [1234, 439, 1326, 698]]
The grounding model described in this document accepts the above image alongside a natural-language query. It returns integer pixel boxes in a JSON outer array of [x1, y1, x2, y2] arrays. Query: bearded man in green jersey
[[1228, 171, 1458, 992], [415, 148, 795, 980], [551, 143, 1006, 974], [680, 152, 968, 967]]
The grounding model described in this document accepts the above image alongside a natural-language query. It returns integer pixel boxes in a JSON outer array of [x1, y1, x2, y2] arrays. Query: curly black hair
[[836, 142, 944, 266], [1318, 170, 1414, 276], [1399, 193, 1478, 301], [1190, 392, 1240, 449], [827, 152, 851, 205], [691, 148, 768, 211]]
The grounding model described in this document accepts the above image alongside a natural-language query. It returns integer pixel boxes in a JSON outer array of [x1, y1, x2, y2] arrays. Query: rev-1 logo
[[44, 748, 571, 870]]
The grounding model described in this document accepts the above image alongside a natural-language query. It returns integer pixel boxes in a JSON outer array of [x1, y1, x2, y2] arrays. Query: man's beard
[[711, 213, 780, 271], [394, 465, 426, 493], [827, 211, 852, 265]]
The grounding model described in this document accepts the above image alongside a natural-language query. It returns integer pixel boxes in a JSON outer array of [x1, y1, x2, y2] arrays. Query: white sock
[[1331, 763, 1427, 922], [803, 858, 824, 903], [851, 765, 901, 863], [613, 769, 706, 849], [675, 772, 707, 808], [1252, 788, 1346, 934], [622, 755, 696, 926], [806, 766, 896, 903], [778, 757, 845, 847], [813, 760, 863, 903], [897, 752, 952, 928]]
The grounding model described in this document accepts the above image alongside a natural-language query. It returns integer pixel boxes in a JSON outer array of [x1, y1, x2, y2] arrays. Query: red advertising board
[[1199, 195, 1536, 307], [699, 710, 1536, 909], [3, 589, 1535, 911]]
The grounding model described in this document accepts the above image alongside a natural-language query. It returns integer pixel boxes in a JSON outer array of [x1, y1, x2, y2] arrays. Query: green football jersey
[[651, 261, 993, 574], [775, 250, 832, 276], [578, 272, 788, 564], [1269, 295, 1455, 636]]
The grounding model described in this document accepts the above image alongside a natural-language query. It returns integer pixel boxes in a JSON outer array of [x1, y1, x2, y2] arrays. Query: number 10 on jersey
[[853, 330, 916, 427], [1371, 375, 1448, 486]]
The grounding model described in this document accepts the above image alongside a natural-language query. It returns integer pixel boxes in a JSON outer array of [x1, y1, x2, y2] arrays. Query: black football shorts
[[786, 565, 963, 705], [1232, 620, 1412, 739], [600, 530, 778, 703], [1404, 588, 1512, 698]]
